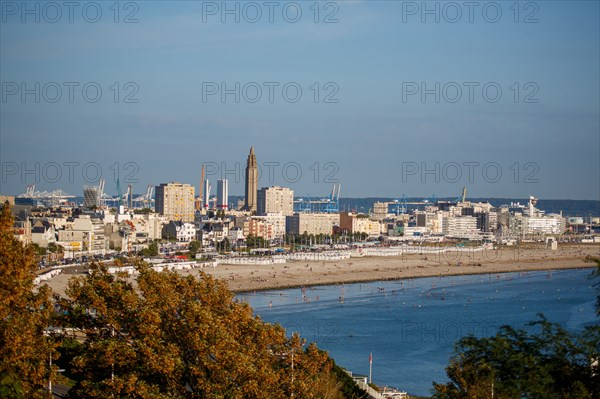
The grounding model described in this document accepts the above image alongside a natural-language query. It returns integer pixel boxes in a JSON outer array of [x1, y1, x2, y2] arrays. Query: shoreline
[[200, 244, 600, 294], [44, 244, 600, 297], [230, 266, 597, 295]]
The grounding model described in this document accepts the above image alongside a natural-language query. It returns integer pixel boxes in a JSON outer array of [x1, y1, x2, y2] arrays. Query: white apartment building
[[257, 186, 294, 216], [57, 215, 107, 256], [508, 213, 566, 237], [442, 216, 480, 239], [526, 216, 563, 235], [286, 213, 340, 236], [252, 213, 286, 239], [131, 213, 167, 241], [339, 212, 382, 236], [372, 202, 389, 221]]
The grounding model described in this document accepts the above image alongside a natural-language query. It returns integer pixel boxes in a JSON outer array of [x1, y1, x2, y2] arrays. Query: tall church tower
[[243, 147, 258, 213]]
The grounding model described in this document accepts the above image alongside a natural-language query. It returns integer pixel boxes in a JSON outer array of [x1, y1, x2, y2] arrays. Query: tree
[[0, 202, 57, 398], [140, 242, 159, 257], [588, 257, 600, 315], [47, 243, 63, 254], [1, 201, 366, 399], [246, 235, 266, 250], [133, 208, 153, 215], [188, 240, 201, 258], [433, 316, 600, 398], [30, 243, 43, 255], [58, 261, 349, 398], [215, 238, 230, 253], [0, 372, 25, 399]]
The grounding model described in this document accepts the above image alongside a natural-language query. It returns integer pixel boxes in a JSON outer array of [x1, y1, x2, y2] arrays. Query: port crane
[[17, 184, 75, 206], [294, 183, 341, 213], [132, 185, 155, 209]]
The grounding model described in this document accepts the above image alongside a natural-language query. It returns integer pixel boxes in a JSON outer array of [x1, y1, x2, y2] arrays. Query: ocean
[[239, 268, 598, 397], [228, 196, 599, 216]]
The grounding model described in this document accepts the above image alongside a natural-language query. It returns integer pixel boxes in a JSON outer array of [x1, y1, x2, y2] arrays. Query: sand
[[44, 244, 600, 296]]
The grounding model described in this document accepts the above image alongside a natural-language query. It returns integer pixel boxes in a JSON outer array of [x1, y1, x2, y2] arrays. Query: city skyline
[[4, 143, 599, 202], [1, 1, 599, 200], [5, 158, 600, 202], [2, 3, 599, 398]]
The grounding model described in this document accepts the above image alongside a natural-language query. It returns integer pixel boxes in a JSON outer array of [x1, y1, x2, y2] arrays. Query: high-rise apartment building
[[155, 182, 195, 222], [203, 179, 211, 210], [257, 186, 294, 216], [286, 213, 339, 236], [217, 179, 228, 210], [83, 186, 101, 208]]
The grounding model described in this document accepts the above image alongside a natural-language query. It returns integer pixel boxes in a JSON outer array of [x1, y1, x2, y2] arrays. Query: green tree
[[30, 243, 46, 256], [215, 238, 230, 253], [435, 258, 600, 399], [140, 242, 159, 257], [0, 202, 57, 398], [246, 235, 266, 250], [588, 257, 600, 315], [188, 240, 201, 256], [0, 372, 24, 399], [47, 243, 63, 254], [133, 208, 153, 215], [433, 316, 600, 398]]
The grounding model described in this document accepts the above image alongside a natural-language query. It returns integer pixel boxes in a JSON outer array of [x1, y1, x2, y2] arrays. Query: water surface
[[239, 268, 598, 396]]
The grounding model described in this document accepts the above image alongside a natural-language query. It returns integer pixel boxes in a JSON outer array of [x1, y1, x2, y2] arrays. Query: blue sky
[[1, 0, 599, 200]]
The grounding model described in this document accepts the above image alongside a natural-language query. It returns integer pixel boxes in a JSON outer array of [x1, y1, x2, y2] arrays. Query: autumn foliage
[[0, 202, 57, 398], [1, 202, 358, 398], [59, 262, 346, 398]]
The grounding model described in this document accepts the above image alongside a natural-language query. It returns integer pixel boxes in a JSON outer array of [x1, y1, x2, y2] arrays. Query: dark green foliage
[[330, 361, 369, 399], [140, 242, 159, 257], [589, 258, 600, 315], [133, 208, 153, 215], [215, 238, 230, 253], [55, 338, 84, 384], [246, 235, 266, 249], [434, 258, 600, 399], [433, 316, 600, 398], [0, 372, 24, 399]]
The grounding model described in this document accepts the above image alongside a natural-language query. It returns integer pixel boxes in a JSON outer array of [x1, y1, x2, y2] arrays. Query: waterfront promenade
[[202, 244, 599, 292], [43, 244, 599, 296]]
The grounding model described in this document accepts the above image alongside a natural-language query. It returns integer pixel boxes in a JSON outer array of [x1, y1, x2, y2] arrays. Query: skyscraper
[[243, 147, 258, 213], [257, 186, 294, 216], [217, 179, 228, 210], [203, 178, 211, 210], [155, 182, 195, 222]]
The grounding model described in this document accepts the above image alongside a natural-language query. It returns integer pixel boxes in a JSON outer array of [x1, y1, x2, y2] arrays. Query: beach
[[44, 244, 600, 296]]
